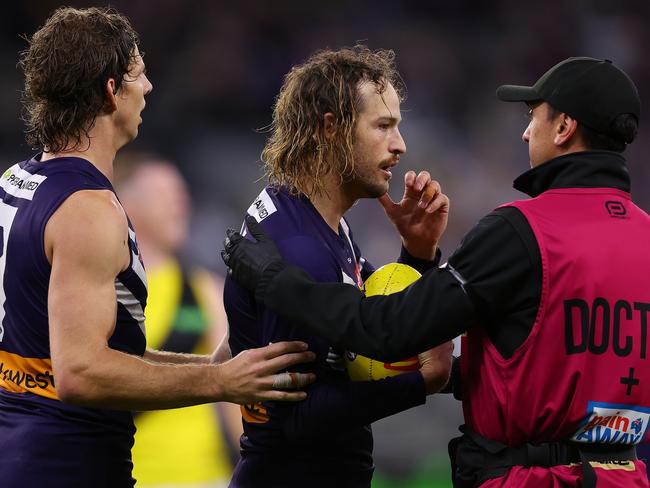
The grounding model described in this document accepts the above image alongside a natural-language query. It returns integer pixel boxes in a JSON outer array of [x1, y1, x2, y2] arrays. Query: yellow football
[[345, 263, 421, 381]]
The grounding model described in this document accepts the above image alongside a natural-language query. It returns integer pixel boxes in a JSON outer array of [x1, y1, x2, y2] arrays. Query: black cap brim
[[496, 85, 540, 102]]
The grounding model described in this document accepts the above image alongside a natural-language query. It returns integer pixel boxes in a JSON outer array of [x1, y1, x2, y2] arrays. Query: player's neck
[[40, 117, 125, 183], [310, 175, 355, 234]]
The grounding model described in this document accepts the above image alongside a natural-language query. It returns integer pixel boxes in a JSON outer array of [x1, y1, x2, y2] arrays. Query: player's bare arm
[[46, 190, 315, 409], [379, 170, 450, 260], [141, 274, 233, 365]]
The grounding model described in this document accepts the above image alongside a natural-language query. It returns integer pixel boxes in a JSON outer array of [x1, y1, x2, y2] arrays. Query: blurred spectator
[[116, 154, 242, 488]]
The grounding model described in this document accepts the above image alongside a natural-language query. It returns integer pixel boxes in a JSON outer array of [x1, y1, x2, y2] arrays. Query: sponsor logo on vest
[[564, 298, 650, 358], [253, 198, 269, 219], [0, 166, 47, 200], [573, 402, 650, 445], [0, 352, 58, 400], [246, 189, 277, 223], [2, 171, 40, 192], [605, 200, 628, 219]]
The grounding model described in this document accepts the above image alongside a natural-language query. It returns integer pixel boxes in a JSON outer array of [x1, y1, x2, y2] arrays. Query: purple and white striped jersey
[[0, 155, 147, 487], [225, 186, 427, 488]]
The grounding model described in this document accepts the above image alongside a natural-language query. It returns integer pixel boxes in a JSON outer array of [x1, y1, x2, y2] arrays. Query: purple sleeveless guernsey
[[0, 156, 148, 487], [461, 186, 650, 486], [225, 186, 427, 488]]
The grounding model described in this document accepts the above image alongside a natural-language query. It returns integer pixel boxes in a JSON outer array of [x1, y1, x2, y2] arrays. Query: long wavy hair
[[19, 7, 140, 153], [261, 45, 405, 197]]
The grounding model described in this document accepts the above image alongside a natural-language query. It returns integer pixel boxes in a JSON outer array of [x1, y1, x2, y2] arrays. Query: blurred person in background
[[223, 57, 650, 488], [223, 45, 454, 488], [116, 155, 243, 488], [0, 7, 314, 487]]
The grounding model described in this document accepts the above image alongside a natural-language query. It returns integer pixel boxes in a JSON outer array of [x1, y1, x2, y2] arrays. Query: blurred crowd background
[[2, 1, 649, 487]]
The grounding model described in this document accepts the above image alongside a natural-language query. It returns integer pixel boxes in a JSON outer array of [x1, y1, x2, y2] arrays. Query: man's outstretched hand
[[217, 341, 317, 404], [221, 215, 285, 292]]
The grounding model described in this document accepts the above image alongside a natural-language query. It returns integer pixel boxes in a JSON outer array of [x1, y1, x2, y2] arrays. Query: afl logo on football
[[605, 200, 628, 219], [346, 351, 357, 362]]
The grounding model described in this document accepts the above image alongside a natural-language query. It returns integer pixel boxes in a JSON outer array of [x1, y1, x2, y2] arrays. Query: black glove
[[221, 215, 285, 292]]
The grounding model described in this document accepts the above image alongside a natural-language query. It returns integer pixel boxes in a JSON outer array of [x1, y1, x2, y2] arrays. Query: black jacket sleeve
[[398, 246, 442, 275], [261, 263, 476, 362], [447, 206, 541, 358], [258, 207, 540, 362]]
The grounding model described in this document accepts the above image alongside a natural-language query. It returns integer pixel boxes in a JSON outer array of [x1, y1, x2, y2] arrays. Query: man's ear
[[554, 113, 578, 146], [323, 113, 336, 140], [104, 78, 118, 113]]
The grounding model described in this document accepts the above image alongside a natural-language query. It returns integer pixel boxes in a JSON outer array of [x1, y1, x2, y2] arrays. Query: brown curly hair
[[19, 7, 140, 153], [261, 45, 405, 197]]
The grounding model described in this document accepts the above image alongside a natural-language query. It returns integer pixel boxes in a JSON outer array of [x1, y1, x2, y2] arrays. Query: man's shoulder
[[50, 189, 127, 237], [451, 207, 531, 258], [246, 187, 282, 223], [44, 188, 130, 276], [245, 187, 316, 240], [2, 157, 112, 205]]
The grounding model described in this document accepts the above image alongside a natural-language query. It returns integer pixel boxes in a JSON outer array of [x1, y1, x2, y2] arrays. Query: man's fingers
[[402, 170, 419, 200], [417, 180, 440, 208], [258, 341, 310, 359], [404, 170, 416, 188], [245, 215, 270, 243], [263, 351, 317, 372], [262, 390, 308, 402], [225, 228, 243, 248], [414, 171, 431, 192], [292, 372, 316, 388], [223, 229, 244, 263], [425, 193, 450, 214], [403, 170, 433, 201], [271, 372, 316, 389], [272, 372, 296, 389], [378, 193, 396, 212], [424, 195, 445, 214]]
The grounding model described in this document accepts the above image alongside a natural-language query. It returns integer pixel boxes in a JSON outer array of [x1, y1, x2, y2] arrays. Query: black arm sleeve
[[447, 206, 541, 358], [262, 263, 476, 362], [398, 246, 442, 275], [258, 207, 540, 362]]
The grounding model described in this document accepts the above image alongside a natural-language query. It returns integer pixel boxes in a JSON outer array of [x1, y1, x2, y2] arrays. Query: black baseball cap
[[497, 57, 640, 138]]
